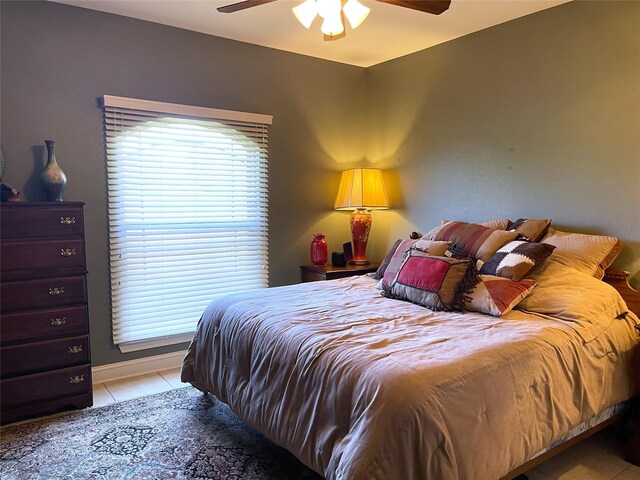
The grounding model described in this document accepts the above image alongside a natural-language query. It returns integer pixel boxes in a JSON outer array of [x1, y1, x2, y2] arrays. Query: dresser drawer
[[1, 275, 87, 312], [1, 305, 88, 345], [1, 238, 85, 273], [1, 335, 90, 377], [0, 204, 84, 239], [1, 364, 91, 409]]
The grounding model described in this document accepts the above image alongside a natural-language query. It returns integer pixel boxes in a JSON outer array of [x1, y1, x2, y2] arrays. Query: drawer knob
[[51, 317, 67, 326], [49, 287, 65, 296], [68, 345, 83, 354], [60, 216, 76, 224], [60, 248, 77, 257], [69, 375, 85, 384]]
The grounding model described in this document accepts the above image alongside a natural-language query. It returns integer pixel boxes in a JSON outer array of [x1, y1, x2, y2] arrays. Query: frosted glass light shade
[[292, 0, 318, 29], [334, 168, 390, 210], [316, 0, 342, 19], [321, 13, 344, 36], [343, 0, 370, 29]]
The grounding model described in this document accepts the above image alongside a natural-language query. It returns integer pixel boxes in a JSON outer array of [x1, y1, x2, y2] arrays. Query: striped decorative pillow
[[430, 221, 518, 262], [422, 218, 511, 241]]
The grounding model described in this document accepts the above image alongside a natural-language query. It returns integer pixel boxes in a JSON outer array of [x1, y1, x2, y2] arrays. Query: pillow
[[479, 219, 511, 230], [373, 239, 402, 280], [422, 218, 511, 240], [541, 228, 624, 279], [377, 239, 451, 289], [383, 250, 477, 311], [480, 240, 556, 281], [516, 261, 629, 342], [465, 275, 537, 317], [427, 221, 518, 262], [508, 218, 551, 242]]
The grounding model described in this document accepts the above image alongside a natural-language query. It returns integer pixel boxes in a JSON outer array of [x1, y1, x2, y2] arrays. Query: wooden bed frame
[[503, 268, 640, 479]]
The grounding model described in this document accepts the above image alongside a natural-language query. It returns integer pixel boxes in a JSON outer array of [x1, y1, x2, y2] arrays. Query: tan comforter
[[181, 276, 638, 480]]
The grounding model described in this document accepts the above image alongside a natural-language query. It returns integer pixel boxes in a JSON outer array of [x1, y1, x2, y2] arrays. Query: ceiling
[[51, 0, 571, 67]]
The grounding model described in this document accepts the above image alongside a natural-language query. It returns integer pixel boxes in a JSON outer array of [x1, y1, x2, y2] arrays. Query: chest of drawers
[[1, 202, 92, 423]]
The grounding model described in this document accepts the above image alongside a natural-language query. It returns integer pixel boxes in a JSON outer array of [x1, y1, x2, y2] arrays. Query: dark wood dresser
[[1, 202, 92, 423]]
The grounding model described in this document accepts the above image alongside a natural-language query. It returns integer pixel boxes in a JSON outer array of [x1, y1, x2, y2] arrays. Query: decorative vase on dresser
[[0, 202, 92, 424], [41, 140, 67, 202]]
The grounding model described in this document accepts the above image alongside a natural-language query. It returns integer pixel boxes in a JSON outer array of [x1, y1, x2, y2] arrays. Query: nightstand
[[300, 263, 380, 283]]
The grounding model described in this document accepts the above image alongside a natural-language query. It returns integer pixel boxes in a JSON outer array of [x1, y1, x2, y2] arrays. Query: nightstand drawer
[[1, 275, 87, 312], [1, 364, 91, 409], [1, 238, 85, 273], [0, 205, 84, 239], [1, 306, 88, 345], [1, 335, 90, 377]]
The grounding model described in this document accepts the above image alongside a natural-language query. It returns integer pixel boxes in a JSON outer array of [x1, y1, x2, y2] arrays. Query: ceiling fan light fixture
[[321, 12, 344, 36], [342, 0, 369, 29], [316, 0, 342, 20], [292, 0, 318, 29]]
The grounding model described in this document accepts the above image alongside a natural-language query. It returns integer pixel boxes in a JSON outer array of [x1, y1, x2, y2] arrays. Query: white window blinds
[[103, 95, 272, 352]]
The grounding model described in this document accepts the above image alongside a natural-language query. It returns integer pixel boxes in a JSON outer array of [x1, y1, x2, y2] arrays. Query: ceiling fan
[[217, 0, 451, 41]]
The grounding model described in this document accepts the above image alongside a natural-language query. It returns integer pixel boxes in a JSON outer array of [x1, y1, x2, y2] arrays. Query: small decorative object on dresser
[[310, 233, 328, 266], [0, 145, 21, 202], [41, 140, 68, 202], [300, 262, 379, 282], [0, 202, 92, 424]]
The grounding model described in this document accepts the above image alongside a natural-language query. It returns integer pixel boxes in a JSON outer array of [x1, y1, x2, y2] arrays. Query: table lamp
[[334, 168, 389, 265]]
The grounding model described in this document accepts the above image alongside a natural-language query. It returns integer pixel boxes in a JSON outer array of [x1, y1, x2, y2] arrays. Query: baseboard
[[91, 350, 187, 384]]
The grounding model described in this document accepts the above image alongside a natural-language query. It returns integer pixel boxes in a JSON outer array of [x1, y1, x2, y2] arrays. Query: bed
[[181, 224, 640, 480]]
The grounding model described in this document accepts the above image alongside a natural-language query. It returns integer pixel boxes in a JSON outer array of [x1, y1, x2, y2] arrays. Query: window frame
[[102, 95, 273, 353]]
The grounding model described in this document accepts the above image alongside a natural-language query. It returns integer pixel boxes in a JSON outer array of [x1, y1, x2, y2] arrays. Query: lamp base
[[350, 208, 372, 265], [350, 259, 371, 266]]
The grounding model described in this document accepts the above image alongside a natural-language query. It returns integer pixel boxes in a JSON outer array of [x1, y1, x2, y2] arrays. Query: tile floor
[[93, 369, 639, 480]]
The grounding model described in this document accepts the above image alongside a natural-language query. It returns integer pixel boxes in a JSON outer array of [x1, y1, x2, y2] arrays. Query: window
[[103, 95, 272, 352]]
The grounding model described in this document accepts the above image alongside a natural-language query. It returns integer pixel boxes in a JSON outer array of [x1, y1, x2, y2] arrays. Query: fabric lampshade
[[334, 168, 390, 210]]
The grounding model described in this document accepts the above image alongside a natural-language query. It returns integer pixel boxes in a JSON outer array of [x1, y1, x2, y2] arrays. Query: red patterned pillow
[[377, 239, 450, 289], [383, 249, 478, 312], [465, 275, 537, 316]]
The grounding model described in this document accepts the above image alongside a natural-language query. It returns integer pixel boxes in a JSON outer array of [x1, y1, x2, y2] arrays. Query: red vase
[[311, 233, 328, 266]]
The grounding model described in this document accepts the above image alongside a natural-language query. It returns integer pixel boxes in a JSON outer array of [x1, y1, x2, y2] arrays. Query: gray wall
[[0, 0, 366, 365], [365, 0, 640, 287], [2, 0, 639, 367]]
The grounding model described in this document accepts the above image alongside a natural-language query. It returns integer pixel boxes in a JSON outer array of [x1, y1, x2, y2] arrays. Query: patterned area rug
[[0, 387, 322, 479]]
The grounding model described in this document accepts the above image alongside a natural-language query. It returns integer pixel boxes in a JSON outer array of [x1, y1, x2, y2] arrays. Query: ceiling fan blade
[[375, 0, 451, 15], [217, 0, 277, 14]]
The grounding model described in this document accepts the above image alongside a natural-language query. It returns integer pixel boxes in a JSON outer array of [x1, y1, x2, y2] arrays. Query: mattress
[[182, 275, 638, 480]]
